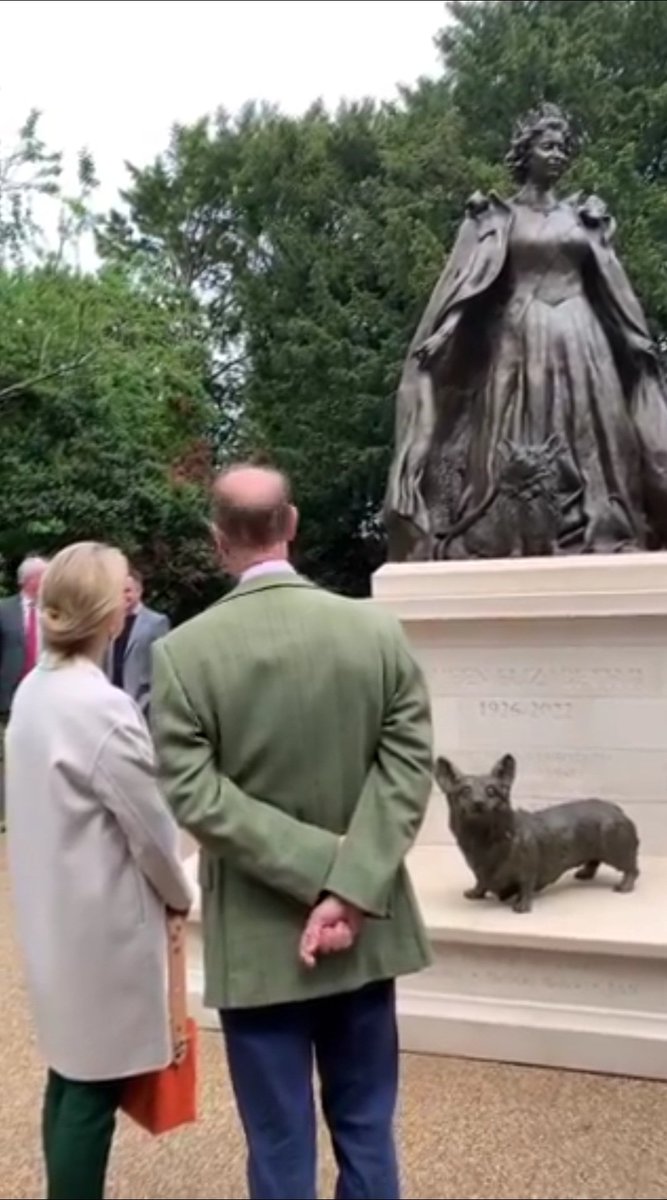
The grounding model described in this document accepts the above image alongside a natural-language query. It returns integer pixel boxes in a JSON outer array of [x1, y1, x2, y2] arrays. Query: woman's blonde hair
[[40, 542, 128, 658]]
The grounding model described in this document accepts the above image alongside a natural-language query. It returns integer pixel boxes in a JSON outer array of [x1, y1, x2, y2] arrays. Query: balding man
[[151, 465, 433, 1200], [0, 555, 48, 829]]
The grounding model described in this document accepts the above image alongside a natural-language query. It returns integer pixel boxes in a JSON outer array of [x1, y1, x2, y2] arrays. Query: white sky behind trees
[[1, 0, 445, 222]]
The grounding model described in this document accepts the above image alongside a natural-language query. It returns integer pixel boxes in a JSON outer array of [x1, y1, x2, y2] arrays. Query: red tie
[[23, 602, 38, 676]]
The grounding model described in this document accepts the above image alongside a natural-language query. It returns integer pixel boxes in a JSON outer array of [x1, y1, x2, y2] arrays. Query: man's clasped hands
[[298, 834, 364, 969], [299, 895, 364, 969]]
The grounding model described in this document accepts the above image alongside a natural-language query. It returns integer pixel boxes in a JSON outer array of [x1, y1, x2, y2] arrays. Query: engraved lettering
[[420, 649, 654, 700], [430, 947, 667, 1013], [478, 699, 574, 720]]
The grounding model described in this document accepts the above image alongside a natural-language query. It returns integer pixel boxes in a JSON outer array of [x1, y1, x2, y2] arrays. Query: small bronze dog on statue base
[[435, 754, 640, 913]]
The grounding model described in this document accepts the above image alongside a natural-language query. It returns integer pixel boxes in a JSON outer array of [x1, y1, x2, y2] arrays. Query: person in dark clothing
[[106, 567, 169, 717]]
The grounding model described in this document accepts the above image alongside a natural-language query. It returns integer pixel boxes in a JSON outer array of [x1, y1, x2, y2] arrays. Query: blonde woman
[[5, 542, 191, 1200]]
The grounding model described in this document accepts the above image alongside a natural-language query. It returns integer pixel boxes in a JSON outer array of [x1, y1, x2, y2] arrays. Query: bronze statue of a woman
[[385, 103, 667, 561]]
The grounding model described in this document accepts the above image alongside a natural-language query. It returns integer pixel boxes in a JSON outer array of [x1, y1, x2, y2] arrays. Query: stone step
[[411, 846, 666, 959], [398, 847, 667, 1079]]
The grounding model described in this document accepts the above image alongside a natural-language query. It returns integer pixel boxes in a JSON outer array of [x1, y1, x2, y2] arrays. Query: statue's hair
[[506, 102, 577, 183]]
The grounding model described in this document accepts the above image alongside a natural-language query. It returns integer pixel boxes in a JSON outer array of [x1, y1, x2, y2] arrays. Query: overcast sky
[[1, 0, 445, 211]]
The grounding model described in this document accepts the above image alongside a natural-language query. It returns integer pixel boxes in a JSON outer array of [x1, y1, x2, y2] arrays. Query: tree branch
[[0, 349, 95, 404]]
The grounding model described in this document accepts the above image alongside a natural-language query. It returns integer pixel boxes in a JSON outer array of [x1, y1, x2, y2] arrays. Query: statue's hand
[[414, 332, 442, 367], [414, 309, 461, 368]]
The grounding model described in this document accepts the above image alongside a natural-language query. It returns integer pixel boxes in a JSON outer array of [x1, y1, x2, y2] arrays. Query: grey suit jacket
[[107, 605, 170, 714], [0, 595, 26, 715]]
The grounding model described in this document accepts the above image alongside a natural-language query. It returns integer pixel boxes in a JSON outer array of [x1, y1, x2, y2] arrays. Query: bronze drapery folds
[[385, 104, 667, 561]]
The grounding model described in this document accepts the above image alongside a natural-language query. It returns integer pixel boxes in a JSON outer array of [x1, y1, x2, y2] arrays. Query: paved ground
[[1, 848, 665, 1200]]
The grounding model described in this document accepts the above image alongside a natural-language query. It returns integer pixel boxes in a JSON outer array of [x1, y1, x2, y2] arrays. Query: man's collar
[[220, 566, 313, 606], [240, 559, 295, 583]]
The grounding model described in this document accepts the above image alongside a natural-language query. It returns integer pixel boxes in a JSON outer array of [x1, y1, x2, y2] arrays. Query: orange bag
[[122, 914, 198, 1136]]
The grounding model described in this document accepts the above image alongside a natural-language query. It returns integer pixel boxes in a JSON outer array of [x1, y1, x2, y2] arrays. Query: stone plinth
[[372, 554, 667, 1077], [373, 554, 667, 854]]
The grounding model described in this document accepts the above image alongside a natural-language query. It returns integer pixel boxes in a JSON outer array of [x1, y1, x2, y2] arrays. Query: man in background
[[108, 567, 170, 718], [151, 464, 433, 1200], [0, 555, 48, 830]]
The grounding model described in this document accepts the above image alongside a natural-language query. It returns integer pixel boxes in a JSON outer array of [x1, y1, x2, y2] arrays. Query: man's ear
[[287, 504, 299, 543], [491, 753, 516, 788], [434, 756, 463, 793], [210, 523, 228, 563]]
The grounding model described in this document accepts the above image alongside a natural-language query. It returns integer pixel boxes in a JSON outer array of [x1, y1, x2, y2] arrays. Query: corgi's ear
[[435, 756, 463, 793], [491, 754, 516, 788]]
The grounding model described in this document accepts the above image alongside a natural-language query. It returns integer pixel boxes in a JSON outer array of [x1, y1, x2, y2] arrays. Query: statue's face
[[528, 124, 569, 186]]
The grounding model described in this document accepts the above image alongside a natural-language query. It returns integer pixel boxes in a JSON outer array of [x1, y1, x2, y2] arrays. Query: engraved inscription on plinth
[[424, 647, 659, 699], [412, 942, 667, 1015], [409, 618, 667, 853]]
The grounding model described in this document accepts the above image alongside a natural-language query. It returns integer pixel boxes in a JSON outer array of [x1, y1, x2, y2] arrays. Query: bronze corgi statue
[[434, 754, 639, 913]]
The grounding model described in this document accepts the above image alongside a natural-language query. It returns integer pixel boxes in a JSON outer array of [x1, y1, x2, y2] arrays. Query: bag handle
[[167, 913, 188, 1065]]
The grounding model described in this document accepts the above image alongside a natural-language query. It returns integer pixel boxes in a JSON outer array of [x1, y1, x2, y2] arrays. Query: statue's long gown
[[458, 204, 643, 549]]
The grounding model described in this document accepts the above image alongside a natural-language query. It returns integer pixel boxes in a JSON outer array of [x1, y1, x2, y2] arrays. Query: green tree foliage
[[0, 109, 98, 271], [0, 111, 219, 617], [0, 266, 218, 618], [0, 109, 62, 266], [102, 97, 482, 592]]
